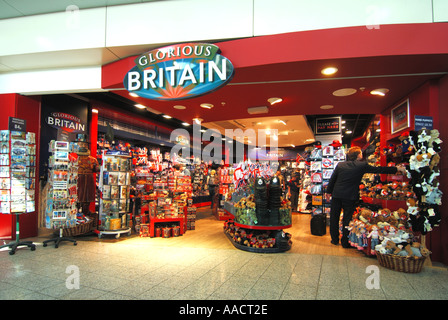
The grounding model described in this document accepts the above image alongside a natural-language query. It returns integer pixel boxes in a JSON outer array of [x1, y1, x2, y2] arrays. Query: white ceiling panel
[[0, 48, 119, 71]]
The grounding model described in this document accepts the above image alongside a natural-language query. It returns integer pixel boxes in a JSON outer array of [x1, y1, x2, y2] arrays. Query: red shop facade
[[1, 22, 447, 265]]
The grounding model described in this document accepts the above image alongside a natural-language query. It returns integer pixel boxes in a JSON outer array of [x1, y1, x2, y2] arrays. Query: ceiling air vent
[[247, 106, 269, 115]]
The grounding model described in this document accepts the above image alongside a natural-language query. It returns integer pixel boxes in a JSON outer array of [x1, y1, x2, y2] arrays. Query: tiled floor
[[1, 212, 447, 301]]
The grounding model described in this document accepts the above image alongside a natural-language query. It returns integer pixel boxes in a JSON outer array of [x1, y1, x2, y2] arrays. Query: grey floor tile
[[137, 284, 180, 300], [316, 285, 351, 300], [280, 282, 317, 300]]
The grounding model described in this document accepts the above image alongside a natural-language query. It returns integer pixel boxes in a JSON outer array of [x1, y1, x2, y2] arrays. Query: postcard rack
[[44, 140, 80, 247], [97, 150, 132, 239], [0, 127, 37, 255]]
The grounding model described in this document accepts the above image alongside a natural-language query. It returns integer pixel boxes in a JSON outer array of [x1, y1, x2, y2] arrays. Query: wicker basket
[[59, 220, 95, 237], [376, 252, 426, 273]]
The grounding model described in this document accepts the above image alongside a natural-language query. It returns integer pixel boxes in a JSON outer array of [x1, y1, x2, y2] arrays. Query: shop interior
[[0, 24, 447, 270]]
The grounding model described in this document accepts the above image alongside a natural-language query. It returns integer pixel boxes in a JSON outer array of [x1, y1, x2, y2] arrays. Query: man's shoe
[[341, 243, 351, 248], [331, 240, 339, 246]]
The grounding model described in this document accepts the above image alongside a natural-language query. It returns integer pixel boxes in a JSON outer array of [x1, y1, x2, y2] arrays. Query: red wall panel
[[0, 94, 41, 240]]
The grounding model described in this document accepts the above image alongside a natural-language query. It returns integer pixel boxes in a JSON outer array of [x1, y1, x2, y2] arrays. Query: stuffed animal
[[416, 128, 431, 153], [428, 129, 442, 153]]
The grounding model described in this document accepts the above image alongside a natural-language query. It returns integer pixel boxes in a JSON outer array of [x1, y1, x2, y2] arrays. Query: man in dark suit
[[326, 146, 405, 247]]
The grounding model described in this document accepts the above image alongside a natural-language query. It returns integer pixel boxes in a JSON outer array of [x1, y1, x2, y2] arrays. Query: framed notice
[[391, 99, 410, 134], [315, 117, 341, 134]]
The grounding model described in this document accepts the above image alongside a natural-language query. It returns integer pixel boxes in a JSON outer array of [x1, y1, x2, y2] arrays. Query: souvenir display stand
[[97, 150, 132, 239], [137, 173, 192, 238], [0, 128, 37, 255], [344, 128, 442, 273], [223, 162, 293, 253], [44, 140, 82, 248]]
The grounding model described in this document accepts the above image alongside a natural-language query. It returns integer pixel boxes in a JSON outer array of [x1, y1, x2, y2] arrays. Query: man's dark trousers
[[329, 197, 356, 246]]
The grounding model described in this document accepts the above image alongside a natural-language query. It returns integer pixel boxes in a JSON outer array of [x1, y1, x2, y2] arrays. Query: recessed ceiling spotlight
[[182, 122, 190, 126], [267, 97, 282, 105], [129, 92, 139, 98], [320, 105, 334, 110], [279, 120, 287, 125], [200, 103, 214, 109], [163, 114, 172, 119], [173, 105, 186, 110], [345, 130, 353, 134], [135, 104, 146, 109], [321, 67, 338, 75], [370, 88, 390, 96], [290, 144, 295, 148], [333, 88, 357, 97]]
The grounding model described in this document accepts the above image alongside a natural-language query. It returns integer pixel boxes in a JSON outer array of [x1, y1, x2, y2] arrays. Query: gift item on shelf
[[0, 126, 37, 255], [97, 150, 132, 239]]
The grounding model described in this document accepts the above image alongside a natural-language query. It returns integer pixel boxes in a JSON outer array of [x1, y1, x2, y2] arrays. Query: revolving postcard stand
[[0, 118, 37, 255], [97, 150, 132, 239], [43, 140, 78, 248]]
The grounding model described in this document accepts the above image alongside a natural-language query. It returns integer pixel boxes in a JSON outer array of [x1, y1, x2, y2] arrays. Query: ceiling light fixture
[[92, 108, 98, 114], [279, 120, 287, 125], [200, 103, 214, 109], [290, 144, 295, 148], [173, 105, 186, 110], [320, 105, 334, 110], [333, 88, 357, 97], [163, 115, 172, 119], [321, 67, 338, 75], [182, 122, 190, 126], [129, 92, 139, 98], [370, 88, 390, 96], [345, 130, 352, 134], [135, 104, 146, 109], [267, 97, 282, 105], [193, 118, 203, 124]]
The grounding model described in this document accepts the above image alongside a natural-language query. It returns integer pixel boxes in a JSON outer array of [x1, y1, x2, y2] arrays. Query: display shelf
[[224, 231, 291, 253], [140, 204, 186, 237], [224, 220, 292, 253], [233, 221, 292, 230]]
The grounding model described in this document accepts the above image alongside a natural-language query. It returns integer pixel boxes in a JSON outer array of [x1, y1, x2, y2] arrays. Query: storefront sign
[[315, 117, 341, 134], [46, 112, 86, 133], [124, 43, 234, 100]]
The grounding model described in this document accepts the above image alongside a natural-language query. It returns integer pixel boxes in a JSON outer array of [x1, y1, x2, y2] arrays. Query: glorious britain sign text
[[124, 43, 234, 100]]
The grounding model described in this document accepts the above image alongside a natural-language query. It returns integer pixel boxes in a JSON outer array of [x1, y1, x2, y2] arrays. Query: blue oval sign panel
[[124, 43, 234, 101]]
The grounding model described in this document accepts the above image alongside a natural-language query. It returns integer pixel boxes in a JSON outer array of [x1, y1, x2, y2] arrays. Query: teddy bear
[[384, 240, 402, 254], [429, 153, 440, 171], [358, 208, 372, 224], [410, 242, 431, 258]]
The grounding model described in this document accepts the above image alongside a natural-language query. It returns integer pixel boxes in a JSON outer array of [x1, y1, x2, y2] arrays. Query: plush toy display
[[406, 129, 443, 234]]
